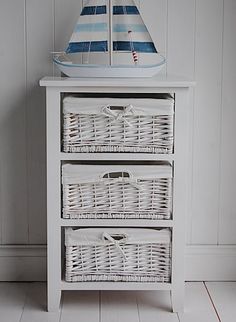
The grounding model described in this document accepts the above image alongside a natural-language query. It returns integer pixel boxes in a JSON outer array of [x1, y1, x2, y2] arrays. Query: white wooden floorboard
[[0, 283, 27, 322], [137, 291, 178, 322], [2, 282, 235, 322], [205, 282, 236, 322], [20, 283, 60, 322], [60, 291, 99, 322], [101, 291, 139, 322], [178, 282, 219, 322]]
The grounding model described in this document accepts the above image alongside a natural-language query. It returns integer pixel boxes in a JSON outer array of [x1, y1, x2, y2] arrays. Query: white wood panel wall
[[218, 0, 236, 244], [0, 0, 236, 279], [191, 0, 224, 244], [0, 0, 28, 244]]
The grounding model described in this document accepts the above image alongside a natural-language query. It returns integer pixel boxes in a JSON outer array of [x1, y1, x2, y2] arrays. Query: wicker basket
[[62, 163, 172, 220], [63, 96, 174, 153], [65, 227, 171, 283]]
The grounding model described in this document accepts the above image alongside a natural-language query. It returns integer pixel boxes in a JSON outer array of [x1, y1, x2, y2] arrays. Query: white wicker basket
[[63, 96, 174, 153], [62, 163, 172, 220], [65, 228, 171, 283]]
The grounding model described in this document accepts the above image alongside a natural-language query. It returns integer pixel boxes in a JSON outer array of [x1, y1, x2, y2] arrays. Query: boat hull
[[53, 57, 165, 78]]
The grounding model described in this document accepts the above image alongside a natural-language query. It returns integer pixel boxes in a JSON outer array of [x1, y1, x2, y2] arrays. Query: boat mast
[[108, 0, 113, 65]]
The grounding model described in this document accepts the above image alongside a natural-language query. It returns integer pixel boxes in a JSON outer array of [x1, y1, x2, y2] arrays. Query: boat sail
[[53, 0, 165, 77]]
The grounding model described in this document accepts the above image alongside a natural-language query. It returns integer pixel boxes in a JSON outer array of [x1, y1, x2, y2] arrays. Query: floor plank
[[101, 291, 139, 322], [178, 282, 219, 322], [60, 291, 99, 322], [0, 283, 27, 322], [137, 291, 178, 322], [205, 282, 236, 322], [20, 283, 61, 322], [1, 282, 233, 322]]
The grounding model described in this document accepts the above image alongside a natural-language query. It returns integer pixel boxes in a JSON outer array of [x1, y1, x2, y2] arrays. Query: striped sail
[[66, 0, 108, 53], [66, 0, 158, 56], [112, 0, 158, 53]]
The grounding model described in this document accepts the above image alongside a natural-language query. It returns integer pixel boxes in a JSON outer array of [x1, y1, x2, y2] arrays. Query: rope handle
[[102, 232, 127, 260], [102, 171, 131, 179], [99, 171, 141, 190], [101, 104, 134, 126], [75, 172, 141, 190]]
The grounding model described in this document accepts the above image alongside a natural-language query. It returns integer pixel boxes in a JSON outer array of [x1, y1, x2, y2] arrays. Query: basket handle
[[102, 232, 127, 259], [103, 232, 127, 242], [109, 105, 126, 111], [102, 171, 131, 179], [100, 171, 140, 190], [101, 104, 134, 126]]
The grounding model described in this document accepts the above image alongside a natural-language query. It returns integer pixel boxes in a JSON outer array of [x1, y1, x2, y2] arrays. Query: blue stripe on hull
[[113, 6, 139, 15], [113, 41, 157, 53], [75, 23, 107, 32], [81, 6, 106, 15], [66, 41, 108, 53]]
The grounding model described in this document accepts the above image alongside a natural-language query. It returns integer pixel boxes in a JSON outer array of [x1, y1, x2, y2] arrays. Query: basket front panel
[[65, 243, 171, 282], [63, 178, 172, 219], [63, 113, 173, 153]]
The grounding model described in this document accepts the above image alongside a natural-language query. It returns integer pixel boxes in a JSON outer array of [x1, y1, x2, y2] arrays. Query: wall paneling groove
[[0, 0, 235, 279]]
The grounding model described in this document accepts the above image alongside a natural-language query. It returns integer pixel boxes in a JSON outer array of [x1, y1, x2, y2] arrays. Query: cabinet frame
[[40, 76, 193, 312]]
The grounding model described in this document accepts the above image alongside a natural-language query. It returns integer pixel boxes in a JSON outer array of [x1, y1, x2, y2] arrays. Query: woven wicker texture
[[63, 97, 174, 153], [63, 177, 172, 220], [65, 234, 171, 283]]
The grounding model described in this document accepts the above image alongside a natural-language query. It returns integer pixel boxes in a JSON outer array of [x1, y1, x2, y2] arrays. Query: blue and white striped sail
[[112, 0, 158, 53], [66, 0, 109, 54], [66, 0, 158, 55]]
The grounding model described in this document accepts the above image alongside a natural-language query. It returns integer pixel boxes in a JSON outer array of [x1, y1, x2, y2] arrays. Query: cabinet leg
[[171, 287, 184, 313], [47, 287, 61, 312]]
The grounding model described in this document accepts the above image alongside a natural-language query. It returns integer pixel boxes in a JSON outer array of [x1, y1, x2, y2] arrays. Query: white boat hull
[[53, 57, 165, 78]]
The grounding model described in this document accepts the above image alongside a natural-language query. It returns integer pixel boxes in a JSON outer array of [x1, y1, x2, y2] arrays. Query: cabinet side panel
[[172, 89, 189, 312], [46, 88, 61, 311]]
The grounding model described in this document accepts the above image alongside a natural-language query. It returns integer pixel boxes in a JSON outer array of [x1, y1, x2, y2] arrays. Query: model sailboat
[[53, 0, 165, 77]]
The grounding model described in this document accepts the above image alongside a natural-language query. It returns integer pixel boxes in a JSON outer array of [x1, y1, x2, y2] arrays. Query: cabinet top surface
[[40, 75, 195, 88]]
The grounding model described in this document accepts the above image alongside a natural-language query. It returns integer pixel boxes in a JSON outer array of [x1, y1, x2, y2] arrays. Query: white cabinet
[[40, 75, 194, 312]]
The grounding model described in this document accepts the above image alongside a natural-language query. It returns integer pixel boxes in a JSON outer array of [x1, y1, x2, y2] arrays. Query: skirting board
[[0, 245, 236, 281], [0, 245, 46, 281], [185, 245, 236, 281]]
